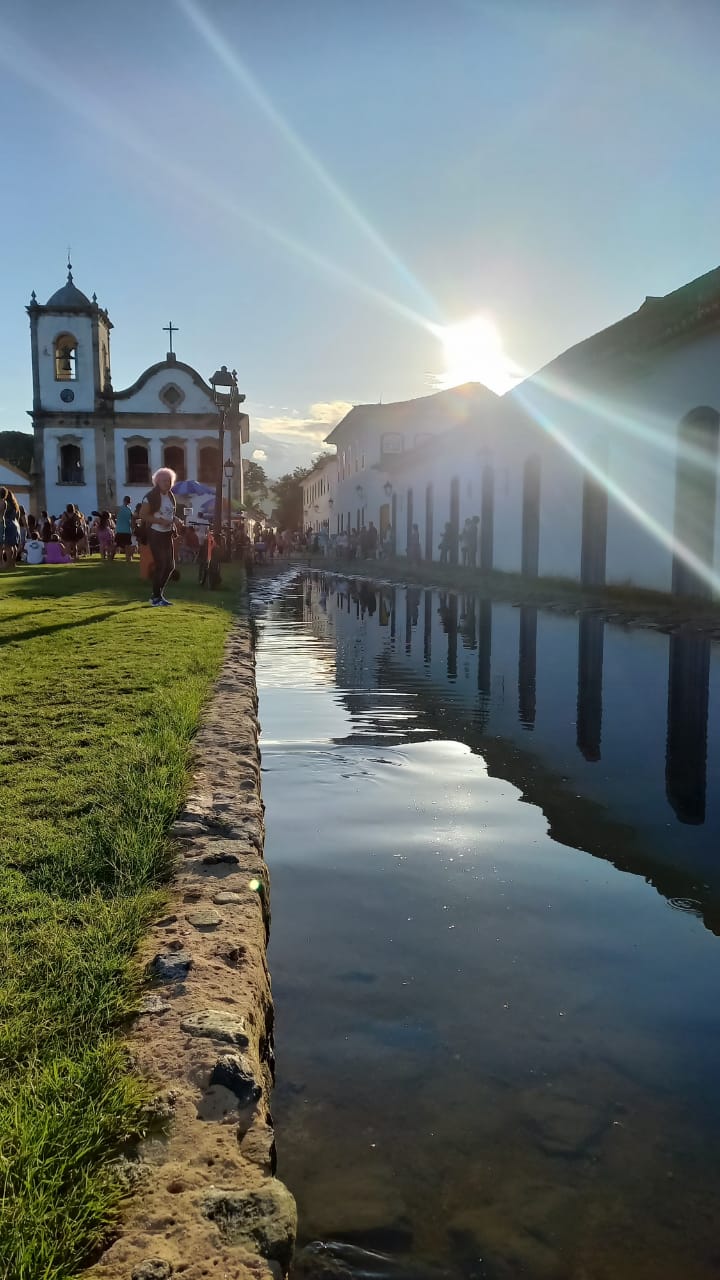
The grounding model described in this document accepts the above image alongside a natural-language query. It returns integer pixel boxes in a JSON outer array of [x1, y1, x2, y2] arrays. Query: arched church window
[[126, 442, 151, 486], [198, 444, 220, 485], [55, 333, 77, 382], [59, 441, 84, 484], [163, 443, 187, 482]]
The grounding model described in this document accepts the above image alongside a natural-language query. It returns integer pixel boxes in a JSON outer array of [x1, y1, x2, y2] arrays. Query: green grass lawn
[[0, 559, 244, 1280]]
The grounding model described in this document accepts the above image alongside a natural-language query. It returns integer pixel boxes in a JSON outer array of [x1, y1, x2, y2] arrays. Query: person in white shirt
[[139, 467, 177, 606], [24, 536, 44, 565]]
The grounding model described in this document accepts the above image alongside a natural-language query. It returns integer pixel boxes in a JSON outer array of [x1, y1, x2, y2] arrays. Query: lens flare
[[431, 314, 523, 395]]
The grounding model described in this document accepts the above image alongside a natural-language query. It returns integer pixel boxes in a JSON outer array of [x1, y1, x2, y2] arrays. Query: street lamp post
[[224, 457, 235, 559], [209, 365, 242, 549]]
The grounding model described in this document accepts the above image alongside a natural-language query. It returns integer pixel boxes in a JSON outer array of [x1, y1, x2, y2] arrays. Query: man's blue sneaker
[[157, 598, 173, 606]]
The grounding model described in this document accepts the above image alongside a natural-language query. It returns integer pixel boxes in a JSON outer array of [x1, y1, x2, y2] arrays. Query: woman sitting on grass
[[45, 534, 73, 565]]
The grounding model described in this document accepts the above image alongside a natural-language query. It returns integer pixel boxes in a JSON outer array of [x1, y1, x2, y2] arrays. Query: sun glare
[[432, 313, 522, 395]]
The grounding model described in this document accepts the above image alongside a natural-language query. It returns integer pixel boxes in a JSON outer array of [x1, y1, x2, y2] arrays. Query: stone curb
[[87, 612, 296, 1280]]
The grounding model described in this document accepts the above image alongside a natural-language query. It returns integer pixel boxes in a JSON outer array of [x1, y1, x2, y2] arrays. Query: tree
[[272, 464, 312, 531], [243, 459, 269, 504], [0, 430, 34, 474]]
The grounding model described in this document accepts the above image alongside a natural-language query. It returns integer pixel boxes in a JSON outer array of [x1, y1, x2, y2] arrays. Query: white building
[[323, 383, 498, 547], [301, 454, 337, 533], [27, 266, 249, 517], [0, 459, 32, 509], [341, 265, 720, 597]]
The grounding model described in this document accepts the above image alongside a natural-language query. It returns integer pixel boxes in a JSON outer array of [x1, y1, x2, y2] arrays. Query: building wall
[[112, 425, 224, 511], [114, 367, 216, 415], [43, 425, 99, 515], [301, 456, 337, 532]]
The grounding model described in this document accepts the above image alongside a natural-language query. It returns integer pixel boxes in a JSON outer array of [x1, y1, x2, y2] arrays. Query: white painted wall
[[511, 329, 720, 589], [114, 366, 216, 415], [301, 455, 337, 531]]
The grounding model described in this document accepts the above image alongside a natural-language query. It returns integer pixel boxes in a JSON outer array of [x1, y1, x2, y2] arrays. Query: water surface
[[255, 572, 720, 1280]]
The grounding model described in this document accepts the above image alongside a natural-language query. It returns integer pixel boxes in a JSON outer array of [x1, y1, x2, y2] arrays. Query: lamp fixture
[[209, 365, 236, 407], [383, 481, 393, 497]]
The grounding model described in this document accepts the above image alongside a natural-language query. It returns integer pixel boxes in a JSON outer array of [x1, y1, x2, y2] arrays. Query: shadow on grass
[[3, 561, 245, 612], [3, 608, 147, 646]]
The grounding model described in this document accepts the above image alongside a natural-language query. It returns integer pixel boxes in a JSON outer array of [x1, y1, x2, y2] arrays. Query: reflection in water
[[518, 605, 537, 729], [576, 613, 604, 761], [666, 629, 711, 824], [256, 573, 720, 1280], [437, 593, 458, 679]]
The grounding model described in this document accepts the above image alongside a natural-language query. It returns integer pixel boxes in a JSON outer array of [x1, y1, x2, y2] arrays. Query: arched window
[[163, 443, 186, 481], [198, 444, 220, 485], [126, 441, 151, 486], [58, 440, 84, 484], [54, 333, 77, 382]]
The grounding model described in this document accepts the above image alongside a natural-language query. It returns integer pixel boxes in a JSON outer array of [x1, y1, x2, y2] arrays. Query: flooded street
[[254, 571, 720, 1280]]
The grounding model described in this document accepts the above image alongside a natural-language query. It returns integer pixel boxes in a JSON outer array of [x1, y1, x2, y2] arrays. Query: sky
[[1, 0, 719, 477]]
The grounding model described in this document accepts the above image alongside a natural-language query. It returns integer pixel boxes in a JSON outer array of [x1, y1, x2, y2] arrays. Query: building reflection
[[666, 629, 711, 825], [460, 596, 478, 651], [577, 613, 604, 762], [478, 600, 492, 698], [438, 593, 458, 679], [298, 572, 720, 934], [424, 589, 432, 664], [309, 574, 714, 842], [518, 606, 537, 729]]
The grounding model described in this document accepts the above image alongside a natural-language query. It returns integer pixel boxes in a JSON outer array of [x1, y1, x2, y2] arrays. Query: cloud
[[247, 399, 350, 477], [308, 400, 353, 425], [252, 449, 267, 461]]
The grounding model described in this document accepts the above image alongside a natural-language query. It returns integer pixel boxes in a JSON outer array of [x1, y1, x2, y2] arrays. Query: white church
[[26, 265, 249, 517]]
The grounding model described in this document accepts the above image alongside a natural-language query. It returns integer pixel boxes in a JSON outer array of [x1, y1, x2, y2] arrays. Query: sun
[[432, 313, 522, 395]]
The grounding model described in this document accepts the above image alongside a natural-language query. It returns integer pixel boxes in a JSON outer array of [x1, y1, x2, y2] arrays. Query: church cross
[[163, 321, 179, 354]]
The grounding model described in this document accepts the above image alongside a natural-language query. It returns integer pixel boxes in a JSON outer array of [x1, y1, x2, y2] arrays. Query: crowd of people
[[306, 513, 483, 567], [0, 477, 291, 587], [0, 489, 155, 569]]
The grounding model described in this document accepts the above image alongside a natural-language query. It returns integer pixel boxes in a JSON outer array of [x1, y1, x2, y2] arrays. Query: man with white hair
[[139, 467, 177, 606]]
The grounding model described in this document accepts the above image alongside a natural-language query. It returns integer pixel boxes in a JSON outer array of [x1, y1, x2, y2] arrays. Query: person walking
[[96, 511, 115, 561], [439, 522, 452, 565], [114, 496, 134, 562], [139, 467, 177, 606], [460, 518, 475, 567]]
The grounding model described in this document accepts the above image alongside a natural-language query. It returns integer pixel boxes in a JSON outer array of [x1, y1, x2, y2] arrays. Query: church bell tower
[[27, 263, 114, 513]]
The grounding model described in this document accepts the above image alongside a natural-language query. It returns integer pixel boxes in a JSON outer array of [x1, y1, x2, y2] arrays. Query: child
[[97, 511, 115, 560]]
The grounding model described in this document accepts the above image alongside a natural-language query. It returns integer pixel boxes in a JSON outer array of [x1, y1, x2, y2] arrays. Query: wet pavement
[[254, 570, 720, 1280]]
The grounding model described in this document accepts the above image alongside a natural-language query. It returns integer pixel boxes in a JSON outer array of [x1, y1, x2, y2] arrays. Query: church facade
[[27, 267, 248, 517]]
